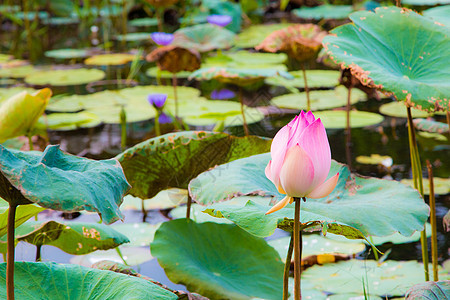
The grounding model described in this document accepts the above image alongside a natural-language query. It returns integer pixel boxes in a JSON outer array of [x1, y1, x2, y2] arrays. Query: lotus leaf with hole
[[172, 23, 235, 52], [189, 153, 429, 238], [322, 7, 450, 112]]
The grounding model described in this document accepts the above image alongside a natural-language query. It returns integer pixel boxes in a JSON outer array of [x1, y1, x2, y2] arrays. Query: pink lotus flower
[[265, 111, 339, 214]]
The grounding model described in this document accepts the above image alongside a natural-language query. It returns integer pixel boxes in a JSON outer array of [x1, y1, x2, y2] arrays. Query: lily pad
[[25, 68, 105, 86], [120, 188, 188, 211], [293, 5, 354, 20], [414, 118, 449, 133], [271, 86, 366, 111], [115, 32, 153, 42], [37, 112, 102, 130], [129, 18, 159, 27], [42, 17, 79, 26], [0, 87, 37, 103], [225, 51, 288, 65], [265, 70, 341, 89], [235, 23, 295, 48], [322, 7, 450, 112], [423, 5, 450, 27], [84, 54, 139, 66], [173, 23, 236, 52], [356, 154, 393, 166], [379, 101, 431, 118], [0, 262, 177, 299], [15, 221, 130, 254], [405, 280, 450, 299], [302, 260, 449, 296], [71, 247, 152, 267], [145, 67, 191, 79], [45, 49, 90, 59], [151, 219, 284, 300], [170, 203, 233, 224], [0, 145, 130, 224], [0, 199, 45, 237], [311, 110, 384, 129], [0, 65, 38, 78], [111, 222, 160, 247], [401, 177, 450, 195], [116, 131, 271, 199], [190, 153, 429, 238]]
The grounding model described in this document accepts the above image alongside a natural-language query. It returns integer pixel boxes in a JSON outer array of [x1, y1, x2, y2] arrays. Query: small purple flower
[[148, 93, 167, 108], [150, 32, 174, 46], [210, 89, 236, 100], [158, 112, 172, 124], [207, 15, 232, 27]]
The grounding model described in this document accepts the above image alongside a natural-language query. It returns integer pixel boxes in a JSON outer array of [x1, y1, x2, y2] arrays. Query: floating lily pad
[[327, 293, 382, 300], [0, 199, 45, 237], [129, 18, 159, 27], [170, 203, 233, 224], [71, 247, 152, 267], [271, 86, 366, 111], [312, 110, 384, 129], [45, 48, 90, 59], [117, 131, 271, 200], [25, 68, 105, 86], [120, 188, 188, 211], [265, 70, 340, 89], [0, 54, 12, 63], [115, 32, 152, 42], [423, 5, 450, 27], [379, 101, 431, 118], [235, 23, 295, 48], [190, 153, 428, 238], [414, 118, 449, 133], [173, 23, 236, 52], [402, 0, 450, 5], [151, 219, 284, 300], [42, 17, 79, 26], [111, 222, 160, 247], [88, 102, 155, 124], [0, 262, 177, 299], [145, 67, 191, 79], [203, 54, 288, 72], [293, 5, 354, 20], [37, 112, 101, 130], [401, 178, 450, 195], [85, 53, 139, 66], [0, 65, 38, 78], [356, 154, 393, 166], [225, 51, 288, 65], [15, 221, 129, 254], [302, 260, 449, 296], [322, 7, 450, 112]]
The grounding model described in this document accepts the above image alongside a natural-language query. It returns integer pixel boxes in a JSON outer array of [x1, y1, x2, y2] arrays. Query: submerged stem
[[293, 197, 303, 300], [7, 203, 17, 300], [426, 160, 439, 281], [300, 64, 310, 112], [283, 232, 294, 300]]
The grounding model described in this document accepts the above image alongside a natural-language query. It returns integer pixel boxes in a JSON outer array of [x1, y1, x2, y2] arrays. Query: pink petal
[[305, 111, 316, 123], [307, 173, 339, 199], [265, 195, 292, 215], [270, 124, 291, 184], [298, 118, 331, 189], [287, 113, 310, 149], [279, 144, 315, 197], [265, 160, 273, 181]]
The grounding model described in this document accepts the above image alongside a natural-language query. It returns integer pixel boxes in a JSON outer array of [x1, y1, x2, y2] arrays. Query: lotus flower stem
[[120, 106, 127, 151], [406, 105, 429, 281], [345, 85, 352, 170], [6, 203, 17, 300], [186, 194, 192, 219], [141, 199, 147, 222], [35, 244, 42, 262], [239, 88, 249, 136], [283, 232, 294, 300], [293, 197, 304, 300], [300, 64, 310, 112], [426, 160, 439, 281], [154, 111, 161, 136]]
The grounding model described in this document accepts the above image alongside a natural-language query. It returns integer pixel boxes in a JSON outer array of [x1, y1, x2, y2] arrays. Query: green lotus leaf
[[225, 50, 288, 65], [302, 260, 449, 296], [0, 54, 12, 63], [414, 118, 449, 134], [311, 110, 384, 129], [25, 68, 105, 86], [322, 7, 450, 112], [265, 70, 340, 89], [37, 112, 101, 130], [45, 49, 90, 59], [118, 85, 201, 100], [0, 87, 37, 103], [88, 102, 155, 124], [15, 220, 129, 254], [423, 5, 450, 27], [42, 17, 79, 26], [235, 23, 295, 48], [151, 219, 284, 300], [71, 247, 152, 267], [173, 23, 236, 52], [145, 67, 191, 79], [120, 188, 188, 211], [115, 32, 153, 42], [379, 101, 431, 118], [356, 154, 393, 166], [0, 199, 45, 237], [116, 131, 271, 199], [84, 53, 139, 66], [111, 222, 160, 247], [0, 138, 26, 150], [271, 86, 366, 111], [287, 278, 328, 300], [190, 153, 429, 238], [0, 65, 39, 78], [401, 177, 450, 195], [0, 145, 130, 223], [405, 280, 450, 299], [293, 5, 354, 20], [326, 293, 382, 300], [0, 262, 177, 299], [128, 18, 158, 27], [402, 0, 450, 5]]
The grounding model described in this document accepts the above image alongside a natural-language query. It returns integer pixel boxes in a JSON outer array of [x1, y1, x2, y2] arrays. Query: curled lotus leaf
[[256, 24, 327, 62], [173, 23, 236, 52], [322, 7, 450, 112], [146, 46, 201, 73]]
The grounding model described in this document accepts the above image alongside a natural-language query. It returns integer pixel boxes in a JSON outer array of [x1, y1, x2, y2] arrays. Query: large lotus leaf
[[322, 7, 450, 112], [25, 68, 105, 86], [302, 260, 449, 296], [379, 101, 431, 118], [36, 112, 101, 130], [45, 48, 90, 59], [310, 110, 384, 129], [84, 53, 139, 66], [405, 280, 450, 299], [116, 131, 271, 199], [265, 70, 340, 89], [0, 65, 38, 78], [71, 247, 152, 267], [111, 222, 160, 247], [0, 87, 37, 104], [0, 199, 45, 237], [414, 118, 449, 134], [15, 220, 129, 254], [173, 23, 236, 52], [151, 219, 284, 300], [235, 23, 296, 48], [423, 5, 450, 27], [0, 262, 177, 299], [271, 86, 366, 111], [189, 153, 429, 238], [293, 5, 353, 20], [0, 145, 130, 224]]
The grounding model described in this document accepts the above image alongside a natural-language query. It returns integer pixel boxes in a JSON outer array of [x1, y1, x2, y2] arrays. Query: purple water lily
[[150, 32, 174, 46], [207, 14, 232, 27], [158, 112, 172, 124], [148, 93, 167, 108], [210, 88, 236, 100]]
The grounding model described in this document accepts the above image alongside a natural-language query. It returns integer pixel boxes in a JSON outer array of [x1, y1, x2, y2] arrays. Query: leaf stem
[[7, 203, 17, 300], [154, 111, 161, 137], [283, 232, 294, 300], [426, 160, 438, 281], [300, 64, 310, 112], [294, 197, 303, 300], [35, 244, 42, 262], [186, 194, 192, 219]]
